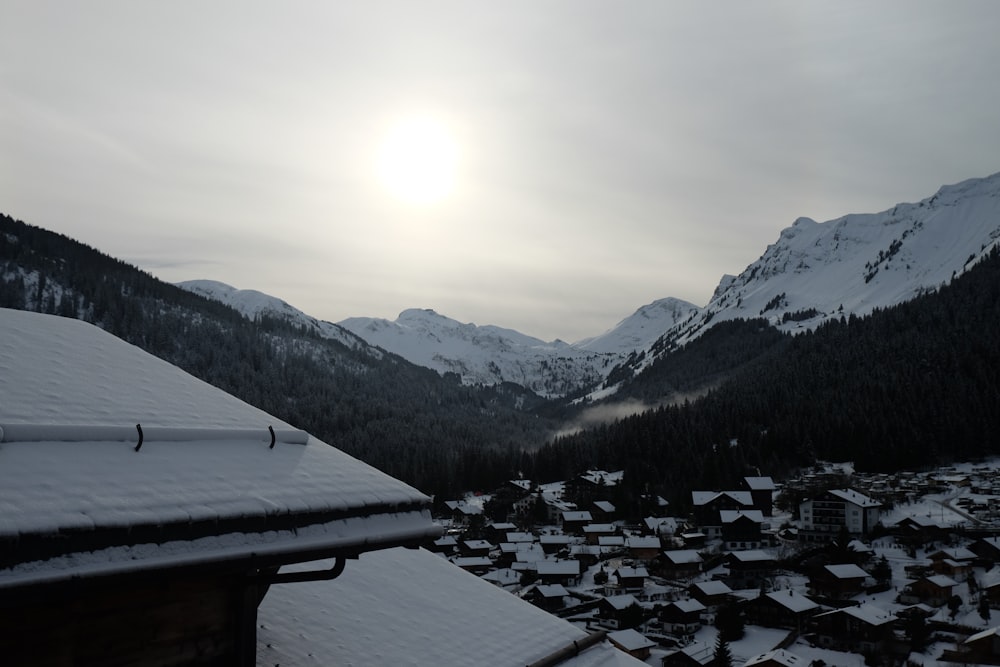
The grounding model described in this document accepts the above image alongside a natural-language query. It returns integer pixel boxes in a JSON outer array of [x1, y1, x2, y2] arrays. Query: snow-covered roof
[[506, 531, 535, 543], [258, 548, 646, 667], [626, 536, 661, 549], [816, 604, 894, 626], [593, 500, 616, 513], [823, 563, 870, 580], [598, 536, 626, 547], [537, 560, 581, 576], [924, 574, 959, 588], [603, 593, 639, 610], [563, 510, 594, 522], [743, 476, 777, 491], [583, 523, 616, 533], [728, 549, 774, 563], [964, 626, 1000, 644], [720, 509, 764, 524], [828, 488, 881, 508], [0, 309, 438, 588], [607, 628, 655, 652], [691, 580, 732, 596], [764, 590, 819, 613], [670, 598, 707, 613], [579, 469, 623, 486], [663, 549, 703, 564], [615, 566, 648, 578], [535, 583, 569, 598]]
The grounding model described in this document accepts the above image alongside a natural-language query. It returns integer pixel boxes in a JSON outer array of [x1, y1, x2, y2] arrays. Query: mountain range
[[181, 171, 1000, 399]]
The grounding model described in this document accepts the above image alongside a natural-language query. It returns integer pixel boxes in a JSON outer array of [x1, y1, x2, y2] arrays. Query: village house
[[928, 546, 976, 582], [613, 566, 649, 593], [719, 509, 766, 550], [562, 510, 594, 534], [607, 628, 656, 661], [798, 488, 882, 542], [955, 626, 1000, 664], [536, 559, 582, 587], [688, 580, 733, 609], [460, 539, 494, 557], [742, 476, 777, 516], [691, 491, 754, 538], [540, 533, 574, 555], [453, 556, 493, 575], [809, 563, 870, 600], [889, 515, 944, 547], [626, 535, 663, 563], [657, 549, 704, 580], [661, 642, 714, 667], [598, 535, 627, 550], [969, 536, 1000, 565], [659, 599, 706, 637], [564, 470, 623, 506], [596, 594, 642, 630], [810, 604, 896, 655], [583, 523, 618, 545], [592, 500, 617, 522], [901, 574, 959, 607], [445, 499, 483, 526], [522, 583, 569, 612], [724, 550, 777, 590], [745, 590, 821, 631]]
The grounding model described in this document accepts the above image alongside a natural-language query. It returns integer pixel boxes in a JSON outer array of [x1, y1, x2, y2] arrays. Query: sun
[[376, 115, 459, 205]]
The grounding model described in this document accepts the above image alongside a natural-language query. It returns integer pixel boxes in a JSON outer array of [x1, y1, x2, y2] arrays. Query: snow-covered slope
[[663, 171, 1000, 348], [338, 309, 613, 398], [575, 297, 699, 354], [176, 279, 366, 350]]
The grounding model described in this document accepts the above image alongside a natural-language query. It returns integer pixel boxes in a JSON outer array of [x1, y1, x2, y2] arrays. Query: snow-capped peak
[[667, 171, 1000, 347]]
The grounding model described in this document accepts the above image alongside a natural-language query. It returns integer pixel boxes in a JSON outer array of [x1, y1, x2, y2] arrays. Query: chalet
[[562, 510, 594, 534], [809, 563, 870, 600], [597, 594, 641, 629], [724, 550, 777, 590], [428, 534, 459, 554], [583, 523, 618, 545], [607, 628, 655, 661], [719, 509, 765, 550], [523, 583, 569, 612], [970, 536, 1000, 565], [445, 499, 483, 526], [1, 309, 649, 667], [957, 626, 1000, 664], [890, 515, 945, 546], [570, 544, 604, 567], [659, 599, 706, 636], [657, 549, 704, 580], [461, 539, 494, 557], [798, 488, 882, 542], [810, 604, 895, 654], [644, 516, 680, 537], [928, 547, 976, 581], [480, 567, 521, 590], [537, 559, 582, 586], [688, 580, 733, 608], [902, 574, 958, 607], [565, 469, 622, 506], [744, 649, 806, 667], [453, 556, 493, 574], [626, 535, 663, 563], [592, 500, 617, 522], [661, 642, 714, 667], [598, 535, 627, 550], [540, 534, 573, 555], [745, 590, 820, 631], [691, 491, 754, 536], [505, 531, 536, 544], [486, 521, 517, 542], [613, 566, 648, 593], [742, 476, 777, 516], [0, 310, 444, 667]]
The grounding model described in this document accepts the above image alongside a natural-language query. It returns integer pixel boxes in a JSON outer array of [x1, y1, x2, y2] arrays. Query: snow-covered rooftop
[[0, 309, 438, 586], [258, 548, 645, 667]]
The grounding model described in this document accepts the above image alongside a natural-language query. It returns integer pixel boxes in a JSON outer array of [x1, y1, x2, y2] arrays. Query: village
[[430, 461, 1000, 666]]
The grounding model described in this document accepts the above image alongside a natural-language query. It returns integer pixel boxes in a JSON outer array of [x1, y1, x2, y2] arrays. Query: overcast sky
[[3, 2, 999, 342]]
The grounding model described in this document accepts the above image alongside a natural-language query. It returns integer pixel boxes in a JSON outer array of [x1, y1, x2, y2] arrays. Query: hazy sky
[[3, 2, 999, 342]]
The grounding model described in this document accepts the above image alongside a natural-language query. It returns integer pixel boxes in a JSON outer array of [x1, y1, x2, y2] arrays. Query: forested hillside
[[0, 214, 553, 498], [532, 248, 1000, 513]]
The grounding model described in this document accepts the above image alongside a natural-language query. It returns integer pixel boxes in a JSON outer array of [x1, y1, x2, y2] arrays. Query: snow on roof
[[692, 491, 721, 506], [603, 594, 639, 610], [663, 549, 703, 564], [670, 598, 706, 613], [579, 469, 623, 486], [626, 536, 661, 549], [615, 567, 648, 578], [964, 626, 1000, 644], [607, 628, 655, 652], [925, 574, 959, 588], [728, 549, 774, 563], [824, 563, 870, 580], [537, 560, 581, 576], [599, 536, 626, 547], [743, 476, 777, 491], [540, 534, 573, 544], [828, 488, 881, 508], [584, 523, 616, 533], [506, 531, 535, 543], [0, 309, 438, 586], [691, 580, 732, 596], [535, 583, 569, 598], [765, 590, 819, 613], [593, 500, 616, 512], [744, 648, 804, 666], [720, 509, 764, 523], [258, 548, 646, 667], [563, 510, 594, 521]]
